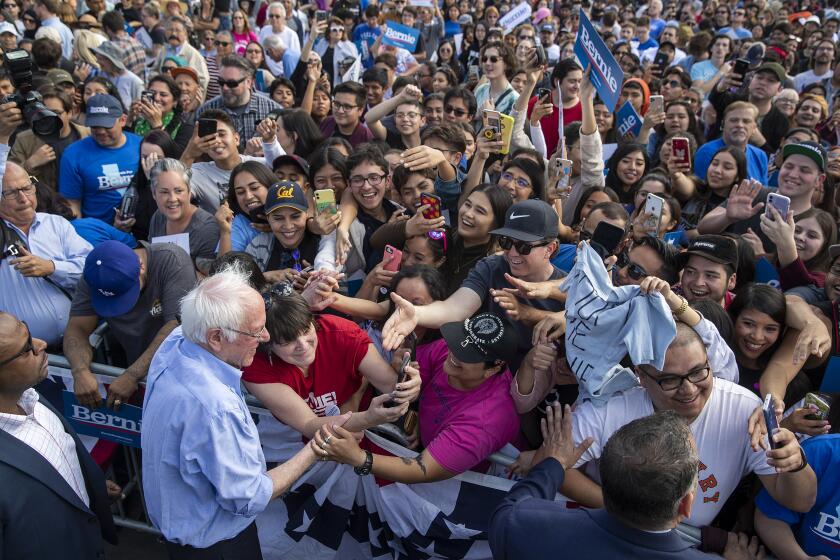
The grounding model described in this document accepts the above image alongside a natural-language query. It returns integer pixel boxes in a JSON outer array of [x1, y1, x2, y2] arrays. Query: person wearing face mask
[[142, 268, 322, 559], [244, 180, 336, 284], [147, 158, 220, 273], [152, 16, 209, 93]]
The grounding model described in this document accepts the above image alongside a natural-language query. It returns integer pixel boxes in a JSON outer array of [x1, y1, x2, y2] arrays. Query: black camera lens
[[26, 104, 61, 140]]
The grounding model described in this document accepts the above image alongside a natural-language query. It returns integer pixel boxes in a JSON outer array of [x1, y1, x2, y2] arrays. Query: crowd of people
[[2, 0, 840, 557]]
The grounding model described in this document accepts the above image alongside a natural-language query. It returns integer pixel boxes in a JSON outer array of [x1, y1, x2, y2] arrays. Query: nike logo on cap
[[509, 212, 530, 220]]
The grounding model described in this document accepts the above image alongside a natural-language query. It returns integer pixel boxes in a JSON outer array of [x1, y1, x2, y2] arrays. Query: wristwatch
[[789, 447, 809, 473], [354, 450, 374, 476]]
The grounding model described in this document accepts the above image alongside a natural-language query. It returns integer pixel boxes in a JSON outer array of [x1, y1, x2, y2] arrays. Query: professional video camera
[[2, 49, 61, 141]]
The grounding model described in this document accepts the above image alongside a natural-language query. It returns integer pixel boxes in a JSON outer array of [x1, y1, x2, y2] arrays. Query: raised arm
[[365, 85, 422, 140]]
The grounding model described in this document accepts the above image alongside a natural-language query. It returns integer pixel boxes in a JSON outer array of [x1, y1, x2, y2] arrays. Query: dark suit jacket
[[0, 391, 118, 560], [489, 458, 714, 559]]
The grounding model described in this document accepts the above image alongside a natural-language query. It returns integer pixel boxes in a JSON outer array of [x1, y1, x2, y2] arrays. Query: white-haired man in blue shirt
[[141, 266, 323, 559]]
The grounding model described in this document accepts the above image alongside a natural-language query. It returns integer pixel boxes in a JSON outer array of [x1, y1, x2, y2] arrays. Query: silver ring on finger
[[324, 435, 333, 445]]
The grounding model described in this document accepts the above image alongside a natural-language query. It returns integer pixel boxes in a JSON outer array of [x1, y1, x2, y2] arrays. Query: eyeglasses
[[0, 322, 34, 367], [268, 13, 283, 18], [226, 326, 268, 339], [498, 236, 551, 255], [330, 27, 344, 33], [481, 55, 500, 64], [500, 172, 531, 190], [218, 77, 247, 88], [395, 111, 420, 120], [332, 100, 358, 112], [1, 181, 36, 200], [444, 104, 468, 117], [616, 251, 648, 280], [639, 362, 711, 392], [214, 40, 231, 46], [349, 173, 387, 188]]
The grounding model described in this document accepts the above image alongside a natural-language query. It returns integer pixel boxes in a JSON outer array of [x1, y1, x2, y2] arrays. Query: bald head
[[669, 322, 704, 353]]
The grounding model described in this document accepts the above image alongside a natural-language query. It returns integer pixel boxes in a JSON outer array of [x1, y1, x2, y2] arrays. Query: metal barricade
[[46, 354, 705, 548]]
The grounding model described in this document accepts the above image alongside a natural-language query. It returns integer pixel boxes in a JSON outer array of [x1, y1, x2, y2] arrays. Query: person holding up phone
[[242, 283, 422, 454]]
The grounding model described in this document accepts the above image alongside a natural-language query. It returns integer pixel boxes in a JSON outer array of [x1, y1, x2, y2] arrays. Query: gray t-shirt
[[190, 155, 264, 214], [148, 207, 220, 262], [461, 255, 565, 369], [70, 242, 197, 363]]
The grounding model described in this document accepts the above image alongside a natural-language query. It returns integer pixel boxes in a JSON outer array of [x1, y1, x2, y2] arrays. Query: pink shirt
[[416, 339, 519, 474]]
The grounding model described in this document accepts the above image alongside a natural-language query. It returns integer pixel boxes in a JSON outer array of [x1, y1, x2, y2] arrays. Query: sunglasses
[[214, 40, 231, 46], [330, 27, 344, 33], [616, 251, 648, 280], [481, 55, 500, 64], [218, 76, 247, 88], [0, 322, 34, 367], [444, 104, 468, 117], [663, 79, 681, 88], [498, 236, 551, 255]]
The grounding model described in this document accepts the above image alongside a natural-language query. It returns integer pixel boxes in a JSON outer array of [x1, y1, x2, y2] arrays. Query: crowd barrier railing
[[46, 354, 704, 548]]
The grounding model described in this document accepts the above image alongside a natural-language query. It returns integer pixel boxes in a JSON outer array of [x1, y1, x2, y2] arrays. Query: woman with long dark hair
[[129, 74, 193, 153], [275, 109, 324, 157], [244, 41, 276, 92], [680, 146, 746, 237], [216, 160, 276, 256], [604, 143, 650, 205], [761, 207, 837, 290]]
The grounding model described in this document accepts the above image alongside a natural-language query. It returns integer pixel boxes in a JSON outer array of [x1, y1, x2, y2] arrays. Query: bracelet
[[673, 296, 688, 317], [789, 447, 809, 473]]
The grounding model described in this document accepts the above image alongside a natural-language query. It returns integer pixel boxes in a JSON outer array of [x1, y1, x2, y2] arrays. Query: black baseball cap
[[272, 154, 310, 177], [491, 200, 559, 243], [441, 313, 520, 364], [684, 235, 739, 268]]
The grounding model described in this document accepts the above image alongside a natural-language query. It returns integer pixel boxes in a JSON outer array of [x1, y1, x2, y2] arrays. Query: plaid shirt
[[195, 92, 282, 151], [112, 35, 147, 81]]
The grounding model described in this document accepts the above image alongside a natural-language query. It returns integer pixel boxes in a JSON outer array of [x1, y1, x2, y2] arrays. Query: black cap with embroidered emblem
[[490, 199, 560, 243], [684, 234, 739, 268], [441, 312, 520, 364]]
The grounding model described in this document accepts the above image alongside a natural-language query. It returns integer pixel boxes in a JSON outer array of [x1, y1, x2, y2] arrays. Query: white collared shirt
[[0, 389, 90, 507]]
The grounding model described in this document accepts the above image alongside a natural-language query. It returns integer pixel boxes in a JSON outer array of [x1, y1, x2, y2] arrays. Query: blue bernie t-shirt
[[72, 217, 137, 248], [756, 434, 840, 557], [59, 133, 142, 224]]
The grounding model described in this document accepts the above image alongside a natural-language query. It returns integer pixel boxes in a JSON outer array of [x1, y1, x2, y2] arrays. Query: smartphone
[[383, 244, 403, 272], [671, 137, 690, 166], [3, 242, 20, 259], [248, 204, 268, 225], [554, 158, 573, 198], [483, 109, 502, 137], [468, 64, 479, 80], [532, 45, 546, 68], [649, 94, 664, 114], [384, 353, 412, 408], [590, 221, 625, 259], [420, 192, 442, 220], [733, 58, 750, 79], [765, 192, 791, 221], [643, 193, 665, 235], [316, 9, 328, 21], [314, 188, 337, 215], [198, 118, 217, 138], [538, 87, 552, 102], [804, 392, 832, 421], [652, 51, 669, 75], [141, 90, 155, 104], [763, 394, 781, 450]]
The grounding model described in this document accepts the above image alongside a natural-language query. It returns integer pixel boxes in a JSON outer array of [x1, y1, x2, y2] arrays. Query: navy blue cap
[[85, 94, 123, 128], [264, 180, 309, 214], [83, 240, 141, 318]]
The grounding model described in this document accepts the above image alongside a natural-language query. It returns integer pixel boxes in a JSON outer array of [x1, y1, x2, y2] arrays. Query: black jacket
[[0, 391, 118, 560]]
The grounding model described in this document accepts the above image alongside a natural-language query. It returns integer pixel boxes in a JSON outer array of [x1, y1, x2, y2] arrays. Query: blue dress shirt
[[0, 212, 92, 346], [141, 328, 274, 548]]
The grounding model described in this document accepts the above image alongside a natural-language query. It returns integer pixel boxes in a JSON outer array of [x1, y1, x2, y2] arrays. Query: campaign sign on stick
[[615, 101, 643, 139], [382, 21, 421, 51], [63, 390, 142, 448], [498, 1, 532, 35], [573, 8, 623, 111]]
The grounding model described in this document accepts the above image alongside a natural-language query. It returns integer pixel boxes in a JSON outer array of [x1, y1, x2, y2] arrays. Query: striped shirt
[[111, 35, 148, 82], [0, 389, 90, 506], [195, 92, 282, 151]]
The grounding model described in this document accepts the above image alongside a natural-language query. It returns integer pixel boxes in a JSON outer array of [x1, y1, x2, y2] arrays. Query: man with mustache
[[152, 15, 209, 93]]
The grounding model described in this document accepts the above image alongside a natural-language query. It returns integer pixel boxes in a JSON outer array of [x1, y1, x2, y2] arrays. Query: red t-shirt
[[243, 315, 373, 415], [527, 95, 583, 157]]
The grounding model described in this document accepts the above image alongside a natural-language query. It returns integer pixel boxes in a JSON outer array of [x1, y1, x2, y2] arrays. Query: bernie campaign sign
[[63, 390, 142, 448], [573, 8, 623, 111], [498, 2, 532, 35], [616, 100, 643, 139], [382, 21, 421, 51]]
